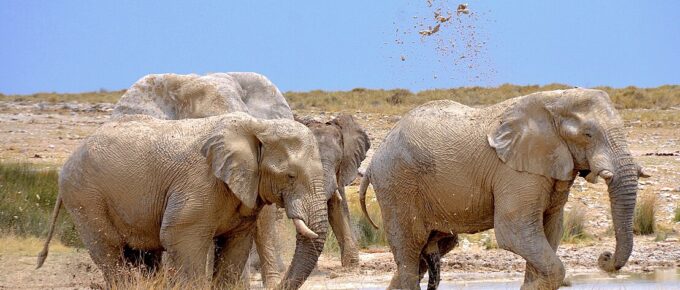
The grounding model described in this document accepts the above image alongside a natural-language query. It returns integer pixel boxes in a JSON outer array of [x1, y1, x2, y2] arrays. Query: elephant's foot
[[263, 273, 282, 289], [340, 250, 360, 268]]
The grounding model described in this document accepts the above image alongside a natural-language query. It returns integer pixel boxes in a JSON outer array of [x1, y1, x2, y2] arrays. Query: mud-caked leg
[[254, 204, 284, 288], [214, 222, 257, 288], [494, 184, 566, 290], [328, 187, 360, 267], [381, 199, 429, 290]]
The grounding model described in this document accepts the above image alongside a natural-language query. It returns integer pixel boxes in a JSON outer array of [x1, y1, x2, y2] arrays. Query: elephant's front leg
[[494, 179, 566, 290], [254, 204, 284, 288], [328, 187, 360, 267], [525, 187, 569, 285], [214, 223, 257, 288], [160, 194, 213, 283]]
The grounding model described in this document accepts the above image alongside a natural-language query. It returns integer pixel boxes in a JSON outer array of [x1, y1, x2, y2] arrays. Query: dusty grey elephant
[[359, 89, 650, 289], [295, 115, 370, 265], [37, 113, 328, 290], [110, 72, 369, 287], [113, 72, 293, 119]]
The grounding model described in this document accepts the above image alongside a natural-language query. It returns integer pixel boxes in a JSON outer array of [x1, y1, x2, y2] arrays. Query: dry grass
[[2, 85, 677, 114], [562, 205, 590, 243], [634, 192, 657, 235], [0, 89, 124, 103], [107, 266, 249, 290], [0, 233, 73, 255]]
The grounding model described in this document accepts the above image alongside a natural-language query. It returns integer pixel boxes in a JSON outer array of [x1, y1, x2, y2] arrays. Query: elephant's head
[[295, 114, 371, 200], [488, 88, 648, 272], [201, 114, 327, 289]]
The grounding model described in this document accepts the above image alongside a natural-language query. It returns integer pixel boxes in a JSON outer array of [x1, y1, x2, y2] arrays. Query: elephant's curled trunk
[[278, 184, 328, 290], [598, 135, 638, 272]]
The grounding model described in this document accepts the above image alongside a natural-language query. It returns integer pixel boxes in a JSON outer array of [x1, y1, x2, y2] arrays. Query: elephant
[[112, 72, 293, 120], [110, 72, 369, 286], [359, 88, 650, 289], [37, 112, 329, 290]]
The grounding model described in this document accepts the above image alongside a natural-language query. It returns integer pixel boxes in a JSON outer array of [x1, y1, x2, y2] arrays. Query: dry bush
[[633, 192, 657, 235], [562, 205, 589, 243]]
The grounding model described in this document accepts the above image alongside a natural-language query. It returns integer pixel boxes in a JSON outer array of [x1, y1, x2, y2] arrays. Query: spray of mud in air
[[389, 1, 496, 88]]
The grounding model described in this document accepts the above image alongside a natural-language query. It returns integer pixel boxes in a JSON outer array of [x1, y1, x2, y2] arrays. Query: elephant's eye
[[584, 133, 593, 138], [287, 173, 296, 180]]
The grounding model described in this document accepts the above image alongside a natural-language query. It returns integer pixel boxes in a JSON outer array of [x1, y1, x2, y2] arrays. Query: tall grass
[[345, 187, 388, 248], [562, 205, 589, 243], [674, 204, 680, 223], [0, 162, 80, 246], [633, 192, 656, 235]]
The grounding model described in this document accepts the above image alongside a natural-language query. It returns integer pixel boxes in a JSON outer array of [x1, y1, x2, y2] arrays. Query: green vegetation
[[562, 205, 589, 243], [673, 204, 680, 223], [633, 193, 657, 235], [345, 187, 388, 248], [0, 162, 80, 246], [2, 84, 677, 114]]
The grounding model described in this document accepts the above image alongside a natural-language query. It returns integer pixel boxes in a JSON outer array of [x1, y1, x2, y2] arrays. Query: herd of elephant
[[35, 72, 649, 290]]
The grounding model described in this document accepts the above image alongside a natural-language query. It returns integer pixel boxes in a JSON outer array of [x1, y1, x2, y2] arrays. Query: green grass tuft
[[562, 205, 590, 243], [633, 193, 656, 235], [674, 204, 680, 223], [0, 162, 81, 246]]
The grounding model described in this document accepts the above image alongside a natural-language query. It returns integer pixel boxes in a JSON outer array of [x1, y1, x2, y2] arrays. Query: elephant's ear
[[487, 97, 574, 181], [201, 126, 261, 209], [331, 115, 371, 187]]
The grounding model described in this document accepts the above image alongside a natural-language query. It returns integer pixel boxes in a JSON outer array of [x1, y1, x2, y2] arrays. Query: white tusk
[[599, 170, 613, 180], [585, 171, 600, 184], [638, 166, 651, 178], [293, 218, 318, 239], [333, 190, 342, 202]]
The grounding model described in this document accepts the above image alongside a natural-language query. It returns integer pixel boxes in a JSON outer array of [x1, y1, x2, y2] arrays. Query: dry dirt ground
[[1, 101, 679, 289]]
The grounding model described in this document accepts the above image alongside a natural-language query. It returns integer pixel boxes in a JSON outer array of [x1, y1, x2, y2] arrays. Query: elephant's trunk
[[598, 130, 638, 272], [279, 181, 328, 290]]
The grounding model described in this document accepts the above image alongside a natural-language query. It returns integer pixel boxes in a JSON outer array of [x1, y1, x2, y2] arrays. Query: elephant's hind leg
[[68, 199, 126, 284], [381, 198, 429, 290]]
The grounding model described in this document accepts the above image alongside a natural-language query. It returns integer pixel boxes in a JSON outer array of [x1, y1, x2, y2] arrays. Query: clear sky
[[1, 0, 678, 94]]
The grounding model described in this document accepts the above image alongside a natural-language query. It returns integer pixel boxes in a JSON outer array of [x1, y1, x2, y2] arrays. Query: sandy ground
[[1, 101, 679, 289]]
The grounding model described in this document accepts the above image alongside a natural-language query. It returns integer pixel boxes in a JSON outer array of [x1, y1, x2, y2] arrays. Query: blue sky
[[1, 0, 678, 94]]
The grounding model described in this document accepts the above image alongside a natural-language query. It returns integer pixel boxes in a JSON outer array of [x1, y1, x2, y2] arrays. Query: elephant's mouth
[[578, 169, 591, 178]]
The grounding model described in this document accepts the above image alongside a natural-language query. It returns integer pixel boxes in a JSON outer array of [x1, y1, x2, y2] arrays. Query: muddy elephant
[[112, 72, 293, 120], [359, 89, 649, 289], [37, 113, 328, 289], [109, 72, 369, 287]]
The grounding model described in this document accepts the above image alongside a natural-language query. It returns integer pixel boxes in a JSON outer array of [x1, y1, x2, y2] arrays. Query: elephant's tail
[[358, 171, 379, 229], [36, 193, 62, 269]]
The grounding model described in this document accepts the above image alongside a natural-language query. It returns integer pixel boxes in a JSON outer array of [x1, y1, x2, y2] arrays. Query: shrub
[[673, 204, 680, 223], [562, 205, 589, 243], [0, 162, 81, 246], [633, 193, 656, 235]]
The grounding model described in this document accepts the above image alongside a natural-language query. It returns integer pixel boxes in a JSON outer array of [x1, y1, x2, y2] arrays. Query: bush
[[633, 193, 656, 235], [0, 162, 81, 246], [562, 205, 589, 243], [673, 204, 680, 223]]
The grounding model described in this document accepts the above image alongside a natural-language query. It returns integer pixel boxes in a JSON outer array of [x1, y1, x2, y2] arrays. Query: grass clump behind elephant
[[360, 88, 650, 290], [36, 113, 329, 290]]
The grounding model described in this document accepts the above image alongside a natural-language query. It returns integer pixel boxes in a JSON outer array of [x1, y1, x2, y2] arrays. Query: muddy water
[[359, 268, 680, 290]]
